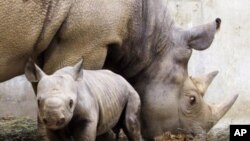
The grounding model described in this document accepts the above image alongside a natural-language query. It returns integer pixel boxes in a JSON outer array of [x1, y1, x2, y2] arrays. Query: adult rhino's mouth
[[175, 108, 194, 135]]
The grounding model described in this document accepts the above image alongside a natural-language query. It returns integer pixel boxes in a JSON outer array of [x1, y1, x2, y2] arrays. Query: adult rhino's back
[[0, 0, 71, 81]]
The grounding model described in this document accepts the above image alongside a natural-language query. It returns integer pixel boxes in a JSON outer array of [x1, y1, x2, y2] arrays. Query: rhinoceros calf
[[24, 59, 143, 141]]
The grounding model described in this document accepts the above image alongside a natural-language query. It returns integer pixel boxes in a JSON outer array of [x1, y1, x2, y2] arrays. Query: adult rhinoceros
[[0, 0, 237, 141]]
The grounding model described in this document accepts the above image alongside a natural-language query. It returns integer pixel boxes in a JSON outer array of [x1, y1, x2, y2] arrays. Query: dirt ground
[[0, 117, 227, 141], [155, 132, 194, 141], [0, 117, 192, 141]]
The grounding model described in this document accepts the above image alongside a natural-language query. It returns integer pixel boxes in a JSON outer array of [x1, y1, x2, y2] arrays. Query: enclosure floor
[[0, 117, 228, 141]]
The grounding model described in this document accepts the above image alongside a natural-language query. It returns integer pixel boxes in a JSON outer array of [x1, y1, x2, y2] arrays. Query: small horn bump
[[215, 18, 221, 29], [210, 71, 219, 77]]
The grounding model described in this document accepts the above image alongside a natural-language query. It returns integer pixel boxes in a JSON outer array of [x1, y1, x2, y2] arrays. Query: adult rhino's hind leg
[[123, 90, 144, 141]]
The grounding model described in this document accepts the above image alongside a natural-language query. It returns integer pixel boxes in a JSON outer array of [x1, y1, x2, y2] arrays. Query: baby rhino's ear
[[25, 58, 46, 82], [71, 59, 84, 81]]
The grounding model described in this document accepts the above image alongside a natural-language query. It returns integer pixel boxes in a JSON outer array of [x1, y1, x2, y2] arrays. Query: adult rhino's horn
[[213, 94, 238, 122], [191, 71, 219, 96]]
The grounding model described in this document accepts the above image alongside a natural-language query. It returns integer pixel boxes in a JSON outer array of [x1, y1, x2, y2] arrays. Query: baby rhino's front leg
[[73, 120, 98, 141], [47, 129, 72, 141]]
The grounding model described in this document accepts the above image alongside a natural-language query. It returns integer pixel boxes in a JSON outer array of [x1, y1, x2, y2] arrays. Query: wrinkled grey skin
[[25, 60, 143, 141], [1, 0, 234, 140], [104, 1, 237, 141]]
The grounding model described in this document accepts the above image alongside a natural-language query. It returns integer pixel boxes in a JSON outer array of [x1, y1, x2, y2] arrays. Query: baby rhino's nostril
[[43, 118, 48, 124], [57, 117, 66, 126]]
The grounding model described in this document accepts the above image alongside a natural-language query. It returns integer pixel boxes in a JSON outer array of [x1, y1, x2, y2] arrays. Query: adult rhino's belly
[[42, 0, 132, 74]]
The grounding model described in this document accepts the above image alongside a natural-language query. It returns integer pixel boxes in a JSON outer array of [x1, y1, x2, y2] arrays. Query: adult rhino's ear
[[184, 18, 221, 50], [191, 71, 219, 96], [25, 58, 46, 82], [72, 59, 84, 81]]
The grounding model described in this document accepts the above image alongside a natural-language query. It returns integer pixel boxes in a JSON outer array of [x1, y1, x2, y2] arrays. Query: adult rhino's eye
[[189, 96, 196, 105], [69, 99, 73, 108]]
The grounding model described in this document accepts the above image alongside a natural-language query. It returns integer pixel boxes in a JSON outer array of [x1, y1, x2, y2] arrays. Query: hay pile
[[0, 117, 37, 141], [155, 132, 194, 141], [154, 129, 229, 141]]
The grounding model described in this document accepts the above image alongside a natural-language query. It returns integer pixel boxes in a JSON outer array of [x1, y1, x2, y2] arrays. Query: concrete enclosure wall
[[0, 0, 249, 133], [0, 76, 36, 118]]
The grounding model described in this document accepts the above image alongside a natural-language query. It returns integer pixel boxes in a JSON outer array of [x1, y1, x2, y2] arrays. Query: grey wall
[[167, 0, 250, 129], [0, 76, 36, 118]]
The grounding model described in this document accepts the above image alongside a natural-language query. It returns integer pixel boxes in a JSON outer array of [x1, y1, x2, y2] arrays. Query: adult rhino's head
[[138, 18, 234, 138], [25, 59, 84, 130], [137, 18, 222, 102], [179, 71, 238, 136]]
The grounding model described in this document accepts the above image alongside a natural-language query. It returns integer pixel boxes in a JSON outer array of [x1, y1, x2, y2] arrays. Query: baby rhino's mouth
[[42, 116, 67, 130]]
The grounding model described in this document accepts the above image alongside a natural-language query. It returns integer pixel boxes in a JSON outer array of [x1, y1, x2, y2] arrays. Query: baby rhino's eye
[[189, 96, 196, 105], [69, 99, 73, 108]]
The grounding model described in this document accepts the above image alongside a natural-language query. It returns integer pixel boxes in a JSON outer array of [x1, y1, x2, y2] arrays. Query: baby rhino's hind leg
[[123, 90, 143, 141]]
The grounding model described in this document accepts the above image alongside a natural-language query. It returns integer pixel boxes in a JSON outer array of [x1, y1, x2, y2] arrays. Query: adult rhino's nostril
[[215, 18, 221, 29], [43, 118, 48, 125], [57, 117, 65, 126]]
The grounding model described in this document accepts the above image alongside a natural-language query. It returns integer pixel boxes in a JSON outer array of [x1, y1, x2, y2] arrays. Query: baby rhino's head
[[25, 59, 84, 130]]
